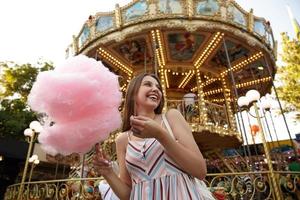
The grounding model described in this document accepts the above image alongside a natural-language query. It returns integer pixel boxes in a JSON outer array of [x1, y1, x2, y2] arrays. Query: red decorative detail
[[251, 124, 260, 136]]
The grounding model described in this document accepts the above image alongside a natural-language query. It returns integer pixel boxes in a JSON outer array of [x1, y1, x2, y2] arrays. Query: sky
[[0, 0, 299, 143]]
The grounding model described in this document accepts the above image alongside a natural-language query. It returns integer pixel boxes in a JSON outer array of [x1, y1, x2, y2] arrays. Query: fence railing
[[5, 171, 300, 200], [166, 99, 230, 129]]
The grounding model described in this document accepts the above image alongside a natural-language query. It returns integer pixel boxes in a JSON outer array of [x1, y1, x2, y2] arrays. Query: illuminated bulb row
[[236, 76, 272, 88], [204, 88, 223, 96], [120, 84, 127, 91], [182, 71, 195, 88], [194, 32, 224, 69], [201, 77, 220, 87], [98, 48, 133, 75], [151, 30, 167, 107], [164, 69, 169, 88], [194, 32, 221, 66], [120, 76, 133, 92], [190, 124, 237, 137], [156, 30, 166, 66], [178, 70, 194, 88], [158, 69, 193, 76], [195, 73, 208, 122], [191, 86, 198, 92], [221, 52, 263, 76], [211, 98, 225, 103]]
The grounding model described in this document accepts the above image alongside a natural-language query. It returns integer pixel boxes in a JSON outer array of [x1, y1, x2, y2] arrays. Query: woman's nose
[[151, 86, 159, 92]]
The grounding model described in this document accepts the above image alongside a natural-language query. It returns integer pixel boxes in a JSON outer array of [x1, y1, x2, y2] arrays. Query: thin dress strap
[[126, 131, 131, 141], [162, 113, 176, 140]]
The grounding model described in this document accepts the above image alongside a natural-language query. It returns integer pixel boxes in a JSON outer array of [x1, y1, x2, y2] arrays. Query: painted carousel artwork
[[168, 32, 204, 61], [196, 0, 220, 16], [158, 0, 183, 14], [114, 38, 151, 65], [96, 16, 114, 32], [122, 0, 148, 22]]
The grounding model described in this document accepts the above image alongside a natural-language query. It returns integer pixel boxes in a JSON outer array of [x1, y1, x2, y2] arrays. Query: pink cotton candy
[[28, 55, 122, 155]]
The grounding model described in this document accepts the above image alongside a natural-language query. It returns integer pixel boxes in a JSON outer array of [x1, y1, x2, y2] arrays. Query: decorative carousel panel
[[158, 0, 183, 14], [265, 23, 274, 48], [254, 19, 266, 37], [234, 60, 268, 82], [210, 40, 250, 67], [122, 0, 148, 23], [167, 32, 205, 61], [228, 5, 247, 27], [96, 15, 114, 32], [195, 0, 220, 16], [113, 38, 152, 66], [79, 25, 90, 48]]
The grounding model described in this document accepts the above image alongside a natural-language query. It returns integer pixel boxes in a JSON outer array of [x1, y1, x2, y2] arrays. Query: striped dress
[[125, 114, 205, 199]]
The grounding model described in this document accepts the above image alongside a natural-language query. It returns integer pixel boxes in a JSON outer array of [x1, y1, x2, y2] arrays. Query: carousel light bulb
[[34, 159, 40, 165], [31, 154, 38, 161], [24, 128, 33, 137], [246, 89, 260, 103], [237, 96, 250, 108], [29, 157, 35, 163], [260, 96, 272, 111], [29, 121, 42, 133]]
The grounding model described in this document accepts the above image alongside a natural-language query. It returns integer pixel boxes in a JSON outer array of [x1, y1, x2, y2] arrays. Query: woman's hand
[[93, 146, 114, 178], [130, 115, 164, 139]]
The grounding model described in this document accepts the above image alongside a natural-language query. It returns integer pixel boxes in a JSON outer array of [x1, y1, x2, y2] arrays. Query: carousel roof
[[67, 0, 276, 104]]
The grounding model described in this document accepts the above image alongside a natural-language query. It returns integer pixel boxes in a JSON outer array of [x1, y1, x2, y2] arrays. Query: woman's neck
[[136, 110, 156, 119]]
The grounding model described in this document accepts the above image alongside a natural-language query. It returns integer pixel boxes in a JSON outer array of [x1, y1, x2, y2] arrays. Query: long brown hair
[[121, 73, 164, 132]]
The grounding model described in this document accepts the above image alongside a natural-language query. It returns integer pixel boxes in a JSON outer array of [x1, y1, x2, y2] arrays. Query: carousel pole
[[222, 38, 253, 168], [263, 55, 297, 157], [246, 113, 259, 159], [239, 90, 282, 199], [252, 102, 282, 199], [248, 65, 278, 166]]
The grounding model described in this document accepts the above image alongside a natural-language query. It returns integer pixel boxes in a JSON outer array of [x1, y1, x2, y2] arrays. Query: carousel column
[[115, 4, 122, 29], [151, 29, 168, 112], [187, 0, 194, 19], [221, 76, 236, 130], [195, 70, 208, 125], [248, 9, 254, 33], [72, 35, 79, 54]]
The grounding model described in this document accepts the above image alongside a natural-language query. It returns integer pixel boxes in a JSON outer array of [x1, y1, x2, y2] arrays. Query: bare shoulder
[[116, 132, 128, 150], [165, 108, 184, 121]]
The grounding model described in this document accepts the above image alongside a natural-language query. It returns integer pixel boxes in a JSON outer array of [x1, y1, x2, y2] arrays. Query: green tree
[[276, 33, 300, 120], [0, 61, 53, 140]]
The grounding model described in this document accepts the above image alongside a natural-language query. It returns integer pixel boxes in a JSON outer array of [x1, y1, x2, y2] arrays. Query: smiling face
[[122, 73, 165, 132], [135, 75, 163, 113]]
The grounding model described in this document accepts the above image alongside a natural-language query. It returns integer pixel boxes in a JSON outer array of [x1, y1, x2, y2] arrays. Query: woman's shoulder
[[165, 108, 183, 119], [115, 131, 129, 147]]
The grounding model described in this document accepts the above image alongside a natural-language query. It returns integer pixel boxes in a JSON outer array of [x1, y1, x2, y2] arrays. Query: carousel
[[6, 0, 300, 199], [66, 0, 276, 152]]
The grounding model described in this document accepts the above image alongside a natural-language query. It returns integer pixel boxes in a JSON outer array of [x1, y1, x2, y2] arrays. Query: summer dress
[[125, 114, 206, 200]]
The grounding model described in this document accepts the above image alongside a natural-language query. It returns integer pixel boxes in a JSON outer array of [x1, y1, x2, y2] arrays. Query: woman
[[94, 73, 207, 199]]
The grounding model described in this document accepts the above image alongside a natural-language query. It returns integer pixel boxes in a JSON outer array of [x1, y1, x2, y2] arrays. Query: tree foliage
[[0, 61, 53, 140], [277, 33, 300, 120]]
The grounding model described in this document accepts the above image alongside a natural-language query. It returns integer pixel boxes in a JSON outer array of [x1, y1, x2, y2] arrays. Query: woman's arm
[[157, 109, 207, 179], [94, 133, 132, 200]]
